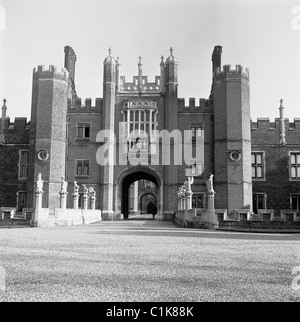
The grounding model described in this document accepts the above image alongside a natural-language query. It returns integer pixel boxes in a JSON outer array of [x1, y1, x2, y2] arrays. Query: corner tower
[[212, 64, 252, 213], [28, 65, 69, 211]]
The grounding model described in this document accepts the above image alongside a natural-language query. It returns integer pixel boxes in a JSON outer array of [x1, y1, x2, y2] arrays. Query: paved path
[[0, 219, 300, 302]]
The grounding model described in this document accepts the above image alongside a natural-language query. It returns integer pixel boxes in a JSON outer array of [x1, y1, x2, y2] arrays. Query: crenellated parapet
[[119, 75, 161, 93], [33, 65, 69, 82], [251, 118, 300, 131], [251, 118, 300, 145], [0, 117, 30, 132], [68, 98, 103, 113], [177, 98, 212, 112], [213, 64, 249, 82]]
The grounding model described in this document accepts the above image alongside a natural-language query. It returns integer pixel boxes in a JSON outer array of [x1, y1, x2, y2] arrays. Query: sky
[[1, 0, 300, 121]]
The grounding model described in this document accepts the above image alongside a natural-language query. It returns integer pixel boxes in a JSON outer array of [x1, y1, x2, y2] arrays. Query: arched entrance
[[139, 192, 157, 214], [116, 166, 162, 219]]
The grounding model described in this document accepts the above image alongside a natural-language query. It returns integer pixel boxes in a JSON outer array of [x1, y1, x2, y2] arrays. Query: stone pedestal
[[73, 194, 79, 210], [178, 199, 181, 210], [186, 192, 193, 210], [183, 196, 187, 210], [180, 198, 184, 210], [200, 192, 218, 229], [90, 197, 96, 210], [35, 191, 43, 210], [83, 195, 89, 210], [32, 190, 44, 227], [60, 192, 68, 210]]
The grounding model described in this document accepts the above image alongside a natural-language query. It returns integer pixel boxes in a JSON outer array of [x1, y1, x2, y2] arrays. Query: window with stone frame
[[76, 123, 91, 140], [192, 193, 205, 209], [19, 150, 29, 179], [291, 194, 300, 211], [190, 124, 203, 140], [122, 101, 158, 154], [191, 162, 203, 176], [76, 160, 89, 176], [290, 152, 300, 180], [252, 193, 266, 214], [251, 152, 265, 180]]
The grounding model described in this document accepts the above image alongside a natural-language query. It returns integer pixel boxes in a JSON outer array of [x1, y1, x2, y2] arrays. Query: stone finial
[[2, 99, 7, 106], [138, 56, 142, 65], [108, 47, 112, 56], [279, 99, 286, 145], [169, 47, 174, 56], [280, 98, 283, 107]]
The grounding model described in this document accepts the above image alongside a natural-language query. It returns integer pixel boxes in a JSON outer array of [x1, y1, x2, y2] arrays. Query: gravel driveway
[[0, 218, 300, 302]]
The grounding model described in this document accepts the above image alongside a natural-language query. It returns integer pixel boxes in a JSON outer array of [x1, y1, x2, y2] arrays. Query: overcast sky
[[1, 0, 300, 121]]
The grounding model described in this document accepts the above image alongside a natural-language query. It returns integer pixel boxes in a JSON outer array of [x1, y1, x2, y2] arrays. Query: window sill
[[76, 138, 91, 142], [18, 177, 28, 182]]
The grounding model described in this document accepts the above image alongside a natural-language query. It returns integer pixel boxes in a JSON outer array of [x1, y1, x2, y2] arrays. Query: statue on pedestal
[[60, 177, 68, 194], [36, 172, 44, 193], [73, 181, 80, 196], [206, 173, 215, 193], [185, 176, 194, 195], [82, 184, 89, 198], [89, 186, 96, 199]]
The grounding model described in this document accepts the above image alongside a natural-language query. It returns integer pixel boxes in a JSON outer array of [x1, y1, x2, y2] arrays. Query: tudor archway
[[116, 166, 162, 219]]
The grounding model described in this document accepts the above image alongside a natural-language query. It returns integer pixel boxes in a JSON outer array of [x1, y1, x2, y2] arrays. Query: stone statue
[[82, 184, 89, 197], [180, 185, 186, 197], [36, 172, 44, 193], [206, 173, 215, 193], [185, 176, 194, 194], [60, 177, 68, 194], [73, 181, 79, 195], [89, 186, 96, 199]]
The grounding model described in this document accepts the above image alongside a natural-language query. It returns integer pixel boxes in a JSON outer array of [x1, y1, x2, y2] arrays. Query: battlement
[[119, 76, 161, 93], [251, 117, 300, 145], [177, 98, 212, 111], [214, 64, 249, 80], [68, 98, 103, 113], [33, 65, 69, 82], [251, 118, 300, 131], [0, 117, 30, 132]]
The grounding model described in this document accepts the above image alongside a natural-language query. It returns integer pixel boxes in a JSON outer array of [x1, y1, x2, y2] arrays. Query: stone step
[[0, 219, 31, 228]]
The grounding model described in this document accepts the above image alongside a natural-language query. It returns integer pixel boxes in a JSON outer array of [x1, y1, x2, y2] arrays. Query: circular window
[[37, 150, 49, 161], [230, 150, 241, 162]]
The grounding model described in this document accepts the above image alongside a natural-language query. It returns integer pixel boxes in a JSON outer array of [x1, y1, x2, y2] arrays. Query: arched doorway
[[139, 192, 157, 214], [146, 202, 155, 214], [117, 167, 162, 219]]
